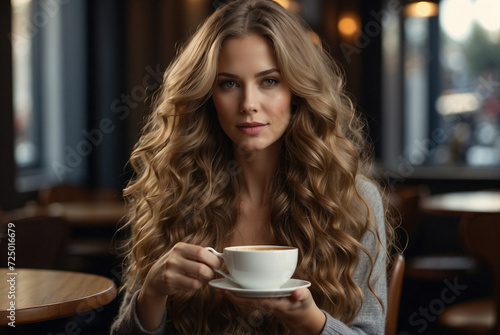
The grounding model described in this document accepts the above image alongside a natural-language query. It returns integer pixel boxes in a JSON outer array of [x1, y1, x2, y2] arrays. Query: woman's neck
[[233, 145, 280, 205]]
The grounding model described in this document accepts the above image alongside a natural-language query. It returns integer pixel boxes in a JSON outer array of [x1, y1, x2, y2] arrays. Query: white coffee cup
[[205, 245, 298, 289]]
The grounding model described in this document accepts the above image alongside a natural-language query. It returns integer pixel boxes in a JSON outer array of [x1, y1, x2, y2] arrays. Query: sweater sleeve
[[320, 178, 388, 335], [110, 289, 170, 335]]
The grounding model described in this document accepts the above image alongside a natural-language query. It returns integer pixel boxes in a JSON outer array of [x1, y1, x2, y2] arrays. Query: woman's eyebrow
[[217, 72, 239, 78], [217, 68, 280, 79], [254, 68, 279, 78]]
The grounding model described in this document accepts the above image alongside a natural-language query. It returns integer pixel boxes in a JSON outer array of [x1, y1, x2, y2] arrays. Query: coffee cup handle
[[205, 247, 233, 281]]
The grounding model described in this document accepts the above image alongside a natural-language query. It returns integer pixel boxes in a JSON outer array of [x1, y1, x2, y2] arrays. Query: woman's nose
[[240, 86, 257, 114]]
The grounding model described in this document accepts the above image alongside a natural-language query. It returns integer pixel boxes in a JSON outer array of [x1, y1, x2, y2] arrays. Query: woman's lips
[[236, 122, 267, 135]]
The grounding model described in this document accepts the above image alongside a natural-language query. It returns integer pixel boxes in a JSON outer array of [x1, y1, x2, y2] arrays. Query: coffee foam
[[227, 246, 295, 251]]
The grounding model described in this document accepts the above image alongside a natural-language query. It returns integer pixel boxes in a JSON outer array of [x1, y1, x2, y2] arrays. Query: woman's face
[[213, 34, 292, 156]]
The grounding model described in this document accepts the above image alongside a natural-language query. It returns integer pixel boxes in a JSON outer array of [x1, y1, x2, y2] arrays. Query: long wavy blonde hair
[[120, 0, 395, 333]]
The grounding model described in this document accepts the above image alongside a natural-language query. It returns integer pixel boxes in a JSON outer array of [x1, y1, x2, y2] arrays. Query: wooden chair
[[388, 184, 429, 250], [37, 184, 122, 272], [438, 213, 500, 334], [388, 184, 477, 281], [0, 215, 69, 269], [386, 253, 405, 335]]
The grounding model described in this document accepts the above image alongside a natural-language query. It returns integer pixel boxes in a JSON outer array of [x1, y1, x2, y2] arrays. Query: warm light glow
[[308, 31, 321, 46], [405, 1, 439, 17], [338, 13, 360, 38], [273, 0, 300, 13], [11, 0, 31, 5], [273, 0, 289, 8]]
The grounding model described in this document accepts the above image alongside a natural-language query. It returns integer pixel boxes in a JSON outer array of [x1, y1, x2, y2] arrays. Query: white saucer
[[208, 278, 311, 298]]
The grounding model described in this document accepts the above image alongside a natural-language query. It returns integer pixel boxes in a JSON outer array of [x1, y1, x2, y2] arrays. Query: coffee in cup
[[205, 245, 298, 289]]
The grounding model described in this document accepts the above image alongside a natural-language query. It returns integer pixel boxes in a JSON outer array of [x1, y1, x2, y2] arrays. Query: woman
[[111, 0, 396, 334]]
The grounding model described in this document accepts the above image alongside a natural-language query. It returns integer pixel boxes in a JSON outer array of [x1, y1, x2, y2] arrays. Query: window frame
[[13, 0, 88, 192]]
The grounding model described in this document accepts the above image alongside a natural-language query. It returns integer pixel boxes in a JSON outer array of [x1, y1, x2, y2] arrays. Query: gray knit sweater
[[110, 178, 387, 334]]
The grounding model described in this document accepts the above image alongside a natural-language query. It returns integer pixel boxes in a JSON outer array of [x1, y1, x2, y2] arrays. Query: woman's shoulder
[[355, 175, 387, 246], [355, 176, 385, 223], [355, 176, 382, 204]]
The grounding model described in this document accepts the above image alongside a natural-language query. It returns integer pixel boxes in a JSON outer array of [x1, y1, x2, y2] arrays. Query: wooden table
[[420, 190, 500, 217], [0, 268, 117, 325], [3, 201, 127, 228], [46, 201, 127, 227]]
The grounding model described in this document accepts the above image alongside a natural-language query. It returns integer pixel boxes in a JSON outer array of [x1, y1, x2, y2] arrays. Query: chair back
[[460, 213, 500, 333], [0, 215, 69, 269], [387, 184, 429, 249], [386, 253, 405, 335]]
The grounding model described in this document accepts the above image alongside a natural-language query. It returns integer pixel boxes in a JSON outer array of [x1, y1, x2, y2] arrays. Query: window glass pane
[[12, 0, 39, 168], [402, 0, 500, 169], [437, 0, 500, 166]]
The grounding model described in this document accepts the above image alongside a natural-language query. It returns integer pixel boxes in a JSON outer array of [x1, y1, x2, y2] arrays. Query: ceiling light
[[404, 1, 439, 17]]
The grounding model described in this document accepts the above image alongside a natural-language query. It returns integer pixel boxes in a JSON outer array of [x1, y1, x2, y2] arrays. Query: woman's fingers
[[145, 243, 221, 297], [219, 288, 325, 332], [219, 288, 313, 315], [290, 288, 308, 302], [180, 257, 216, 281], [172, 242, 222, 270]]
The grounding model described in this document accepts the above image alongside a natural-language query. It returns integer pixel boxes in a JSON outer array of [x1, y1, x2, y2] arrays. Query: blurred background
[[1, 0, 500, 334]]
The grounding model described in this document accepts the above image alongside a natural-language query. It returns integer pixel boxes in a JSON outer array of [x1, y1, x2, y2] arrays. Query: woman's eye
[[219, 81, 237, 89], [262, 78, 278, 87]]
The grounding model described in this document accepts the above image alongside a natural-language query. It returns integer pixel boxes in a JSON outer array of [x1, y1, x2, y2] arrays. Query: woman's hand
[[137, 242, 222, 331], [218, 288, 326, 335], [143, 242, 221, 297]]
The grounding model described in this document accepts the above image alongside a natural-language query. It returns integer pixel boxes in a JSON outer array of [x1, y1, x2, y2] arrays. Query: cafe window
[[12, 0, 39, 169], [11, 0, 88, 191], [382, 0, 500, 179]]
